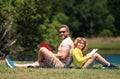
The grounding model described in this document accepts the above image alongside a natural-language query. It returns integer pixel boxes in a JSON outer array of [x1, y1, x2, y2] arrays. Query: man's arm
[[55, 49, 69, 59]]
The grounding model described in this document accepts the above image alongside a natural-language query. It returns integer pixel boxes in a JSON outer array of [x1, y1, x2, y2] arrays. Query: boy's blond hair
[[74, 37, 87, 51]]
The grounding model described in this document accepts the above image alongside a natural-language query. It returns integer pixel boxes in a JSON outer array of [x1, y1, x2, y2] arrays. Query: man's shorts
[[42, 55, 65, 68]]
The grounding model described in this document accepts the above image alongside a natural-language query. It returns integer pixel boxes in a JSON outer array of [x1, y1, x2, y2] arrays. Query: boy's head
[[74, 37, 87, 51]]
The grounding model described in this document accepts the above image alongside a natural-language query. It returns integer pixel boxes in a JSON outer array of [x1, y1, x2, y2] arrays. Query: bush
[[99, 29, 113, 37]]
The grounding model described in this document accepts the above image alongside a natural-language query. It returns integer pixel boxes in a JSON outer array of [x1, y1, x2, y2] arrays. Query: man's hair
[[59, 25, 70, 32]]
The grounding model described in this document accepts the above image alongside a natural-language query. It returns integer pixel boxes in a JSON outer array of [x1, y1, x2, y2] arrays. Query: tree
[[52, 0, 116, 37], [0, 0, 119, 60], [0, 0, 17, 58], [107, 0, 120, 36], [75, 0, 115, 37]]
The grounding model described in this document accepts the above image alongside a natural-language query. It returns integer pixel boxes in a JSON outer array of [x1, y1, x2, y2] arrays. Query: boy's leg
[[82, 58, 94, 69], [94, 53, 110, 66], [82, 53, 110, 69]]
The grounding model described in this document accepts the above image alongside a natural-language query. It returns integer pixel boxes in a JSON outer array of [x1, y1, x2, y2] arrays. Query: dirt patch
[[87, 37, 120, 42]]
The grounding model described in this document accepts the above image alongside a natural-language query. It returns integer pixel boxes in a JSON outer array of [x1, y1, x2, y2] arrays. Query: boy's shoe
[[5, 58, 15, 68], [102, 64, 119, 69]]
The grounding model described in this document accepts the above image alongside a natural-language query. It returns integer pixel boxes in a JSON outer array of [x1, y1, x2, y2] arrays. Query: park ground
[[0, 37, 120, 79]]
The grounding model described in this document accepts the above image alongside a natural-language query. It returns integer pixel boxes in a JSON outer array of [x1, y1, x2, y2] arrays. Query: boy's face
[[59, 28, 69, 39], [77, 40, 85, 50]]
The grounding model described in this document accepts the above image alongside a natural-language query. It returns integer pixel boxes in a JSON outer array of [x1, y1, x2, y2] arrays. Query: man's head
[[59, 25, 70, 39]]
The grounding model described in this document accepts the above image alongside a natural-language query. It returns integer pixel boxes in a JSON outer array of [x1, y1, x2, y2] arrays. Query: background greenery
[[0, 0, 120, 60]]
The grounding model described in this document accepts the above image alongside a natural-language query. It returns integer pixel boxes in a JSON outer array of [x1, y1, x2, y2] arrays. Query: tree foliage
[[0, 0, 120, 59]]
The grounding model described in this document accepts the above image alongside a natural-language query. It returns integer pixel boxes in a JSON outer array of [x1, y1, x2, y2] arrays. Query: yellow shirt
[[72, 48, 90, 67]]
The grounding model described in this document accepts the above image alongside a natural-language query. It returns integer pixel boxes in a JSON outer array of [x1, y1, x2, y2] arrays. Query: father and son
[[5, 25, 118, 69]]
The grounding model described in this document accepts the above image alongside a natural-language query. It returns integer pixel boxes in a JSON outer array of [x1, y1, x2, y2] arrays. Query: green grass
[[0, 60, 120, 79], [1, 38, 120, 79]]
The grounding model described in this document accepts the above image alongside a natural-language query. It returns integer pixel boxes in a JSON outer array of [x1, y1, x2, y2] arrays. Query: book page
[[89, 49, 98, 55]]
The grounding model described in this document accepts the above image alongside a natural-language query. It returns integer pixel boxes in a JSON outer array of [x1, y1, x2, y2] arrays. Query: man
[[5, 25, 74, 68]]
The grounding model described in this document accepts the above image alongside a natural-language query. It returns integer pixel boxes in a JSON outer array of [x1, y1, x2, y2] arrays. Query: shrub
[[99, 29, 113, 37]]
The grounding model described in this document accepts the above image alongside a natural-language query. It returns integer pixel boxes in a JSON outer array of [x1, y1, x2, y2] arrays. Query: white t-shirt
[[58, 37, 74, 67]]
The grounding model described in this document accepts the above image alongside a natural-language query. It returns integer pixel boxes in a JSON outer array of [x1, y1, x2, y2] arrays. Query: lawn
[[1, 37, 120, 79], [0, 60, 120, 79]]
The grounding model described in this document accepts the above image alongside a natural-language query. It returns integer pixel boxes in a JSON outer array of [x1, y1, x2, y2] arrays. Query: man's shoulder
[[61, 37, 74, 49], [63, 37, 73, 43]]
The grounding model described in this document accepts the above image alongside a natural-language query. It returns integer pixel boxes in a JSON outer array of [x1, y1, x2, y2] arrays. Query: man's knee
[[39, 47, 46, 52], [39, 47, 51, 55]]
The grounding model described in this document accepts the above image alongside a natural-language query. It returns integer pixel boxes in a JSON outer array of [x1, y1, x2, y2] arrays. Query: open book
[[89, 49, 98, 55]]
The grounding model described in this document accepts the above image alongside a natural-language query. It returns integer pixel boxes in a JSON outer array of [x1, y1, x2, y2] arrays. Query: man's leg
[[39, 47, 55, 59], [39, 47, 64, 68], [6, 47, 63, 68], [14, 63, 36, 68], [5, 58, 39, 68], [14, 47, 54, 68], [37, 50, 44, 62]]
